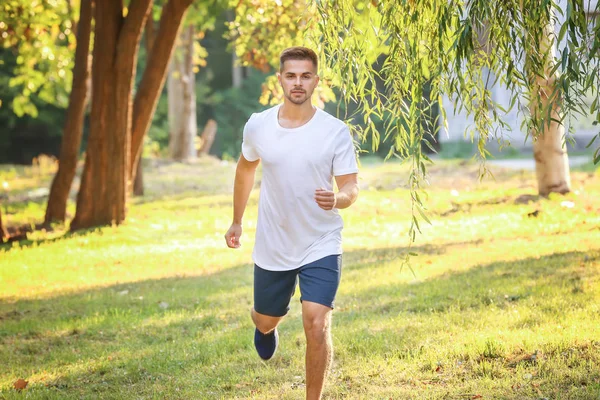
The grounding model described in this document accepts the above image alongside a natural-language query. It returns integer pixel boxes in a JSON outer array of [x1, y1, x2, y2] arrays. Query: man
[[224, 46, 359, 400]]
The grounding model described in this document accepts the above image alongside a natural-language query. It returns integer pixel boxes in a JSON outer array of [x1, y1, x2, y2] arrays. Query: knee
[[303, 316, 330, 342], [252, 309, 280, 334], [255, 319, 277, 334]]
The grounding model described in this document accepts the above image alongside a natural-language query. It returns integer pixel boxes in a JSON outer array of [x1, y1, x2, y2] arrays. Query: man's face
[[277, 59, 319, 105]]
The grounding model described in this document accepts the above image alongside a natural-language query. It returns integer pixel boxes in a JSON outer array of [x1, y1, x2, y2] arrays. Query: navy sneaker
[[254, 328, 279, 360]]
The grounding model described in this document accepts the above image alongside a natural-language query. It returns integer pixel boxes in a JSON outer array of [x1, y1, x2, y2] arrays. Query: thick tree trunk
[[71, 0, 151, 231], [529, 14, 571, 196], [168, 25, 197, 161], [130, 0, 193, 182], [44, 0, 93, 225]]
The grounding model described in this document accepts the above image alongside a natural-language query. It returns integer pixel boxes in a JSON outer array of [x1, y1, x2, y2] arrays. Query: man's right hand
[[224, 223, 242, 248]]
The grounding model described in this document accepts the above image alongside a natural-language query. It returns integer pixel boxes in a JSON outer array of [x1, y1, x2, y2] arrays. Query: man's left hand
[[314, 188, 336, 210]]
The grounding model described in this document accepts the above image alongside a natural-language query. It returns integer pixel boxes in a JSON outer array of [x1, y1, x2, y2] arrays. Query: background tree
[[167, 25, 198, 161], [70, 0, 154, 230], [166, 3, 219, 161], [230, 0, 600, 243], [128, 1, 222, 191], [71, 0, 221, 230], [0, 208, 6, 243], [0, 0, 74, 117], [313, 0, 600, 205], [44, 0, 93, 225], [0, 1, 75, 164], [227, 0, 336, 107], [132, 11, 158, 197], [523, 4, 571, 195]]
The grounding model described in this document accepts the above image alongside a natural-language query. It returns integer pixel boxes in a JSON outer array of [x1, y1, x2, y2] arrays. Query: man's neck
[[279, 101, 316, 124]]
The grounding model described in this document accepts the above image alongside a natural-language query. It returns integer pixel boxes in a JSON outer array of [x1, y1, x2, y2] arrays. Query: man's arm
[[225, 154, 260, 248], [314, 173, 359, 210]]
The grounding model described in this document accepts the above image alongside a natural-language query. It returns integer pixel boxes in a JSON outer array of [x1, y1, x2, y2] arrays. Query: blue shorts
[[254, 255, 342, 317]]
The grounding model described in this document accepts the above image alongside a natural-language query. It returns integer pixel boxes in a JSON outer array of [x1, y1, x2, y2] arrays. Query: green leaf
[[587, 134, 599, 148], [558, 22, 568, 43], [416, 206, 431, 225]]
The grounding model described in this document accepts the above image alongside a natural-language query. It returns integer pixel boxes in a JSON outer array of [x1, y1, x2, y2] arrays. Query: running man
[[224, 46, 359, 400]]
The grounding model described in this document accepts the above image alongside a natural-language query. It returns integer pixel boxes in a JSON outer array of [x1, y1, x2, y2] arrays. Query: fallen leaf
[[13, 378, 28, 390]]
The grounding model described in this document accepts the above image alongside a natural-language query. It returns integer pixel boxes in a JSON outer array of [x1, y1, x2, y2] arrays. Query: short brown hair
[[279, 47, 318, 72]]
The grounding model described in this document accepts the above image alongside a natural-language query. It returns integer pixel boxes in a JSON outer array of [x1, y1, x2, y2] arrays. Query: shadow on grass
[[344, 248, 598, 316], [1, 245, 599, 398], [0, 225, 109, 252]]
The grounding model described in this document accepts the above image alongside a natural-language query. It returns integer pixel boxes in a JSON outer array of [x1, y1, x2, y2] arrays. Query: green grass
[[1, 157, 600, 399]]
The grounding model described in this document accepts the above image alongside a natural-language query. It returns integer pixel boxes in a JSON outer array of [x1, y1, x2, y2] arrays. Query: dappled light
[[2, 159, 599, 398], [2, 0, 600, 397]]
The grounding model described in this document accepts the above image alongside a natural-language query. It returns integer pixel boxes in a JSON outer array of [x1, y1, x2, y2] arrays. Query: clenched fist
[[314, 188, 337, 210], [224, 223, 242, 248]]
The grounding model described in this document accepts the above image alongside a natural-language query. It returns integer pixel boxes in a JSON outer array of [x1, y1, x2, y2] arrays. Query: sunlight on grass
[[1, 159, 599, 399]]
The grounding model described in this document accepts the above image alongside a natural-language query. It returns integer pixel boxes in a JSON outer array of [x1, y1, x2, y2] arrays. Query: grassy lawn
[[1, 157, 599, 399]]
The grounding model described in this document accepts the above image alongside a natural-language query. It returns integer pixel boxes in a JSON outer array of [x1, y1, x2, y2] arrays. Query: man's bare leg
[[251, 308, 283, 334], [302, 301, 333, 400]]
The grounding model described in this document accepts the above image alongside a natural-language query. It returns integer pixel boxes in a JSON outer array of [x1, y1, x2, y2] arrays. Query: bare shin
[[303, 301, 333, 400]]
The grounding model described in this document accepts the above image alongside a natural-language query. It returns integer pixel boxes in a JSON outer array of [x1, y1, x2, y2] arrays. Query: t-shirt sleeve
[[333, 125, 359, 176], [241, 114, 260, 162]]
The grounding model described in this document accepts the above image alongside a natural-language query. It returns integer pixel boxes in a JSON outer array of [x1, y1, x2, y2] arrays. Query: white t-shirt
[[241, 104, 359, 271]]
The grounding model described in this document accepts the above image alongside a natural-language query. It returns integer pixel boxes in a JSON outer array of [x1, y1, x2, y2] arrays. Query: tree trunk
[[168, 25, 197, 161], [528, 11, 571, 196], [198, 119, 217, 155], [71, 0, 151, 231], [232, 51, 243, 88], [533, 122, 571, 196], [0, 207, 6, 243], [133, 159, 144, 196], [133, 11, 156, 197], [130, 0, 193, 183], [44, 0, 93, 225]]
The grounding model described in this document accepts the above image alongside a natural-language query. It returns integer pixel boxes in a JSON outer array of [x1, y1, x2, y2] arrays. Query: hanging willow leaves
[[312, 0, 600, 241]]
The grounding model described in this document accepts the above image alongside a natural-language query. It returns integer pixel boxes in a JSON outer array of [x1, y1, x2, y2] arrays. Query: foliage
[[1, 160, 600, 398], [142, 54, 269, 159], [0, 49, 66, 163], [227, 0, 336, 106], [317, 0, 600, 226], [0, 0, 75, 117], [202, 68, 270, 159], [172, 0, 225, 72]]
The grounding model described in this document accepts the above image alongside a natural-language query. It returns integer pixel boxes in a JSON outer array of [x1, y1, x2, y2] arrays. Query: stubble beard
[[285, 89, 311, 105]]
